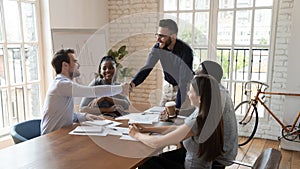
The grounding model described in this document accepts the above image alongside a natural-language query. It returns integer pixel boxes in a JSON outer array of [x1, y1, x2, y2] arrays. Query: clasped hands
[[120, 83, 130, 96], [120, 82, 135, 96]]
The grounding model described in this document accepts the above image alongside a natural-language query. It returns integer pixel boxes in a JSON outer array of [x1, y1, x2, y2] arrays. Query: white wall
[[48, 0, 109, 106], [49, 0, 108, 29], [281, 0, 300, 151]]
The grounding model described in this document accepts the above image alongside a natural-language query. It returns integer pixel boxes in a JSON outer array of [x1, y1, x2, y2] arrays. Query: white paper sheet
[[81, 120, 114, 126], [69, 126, 107, 136], [105, 127, 129, 136], [120, 135, 138, 141], [115, 113, 159, 124]]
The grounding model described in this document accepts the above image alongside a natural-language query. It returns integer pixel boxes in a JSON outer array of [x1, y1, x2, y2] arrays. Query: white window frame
[[161, 0, 279, 118], [0, 0, 43, 135]]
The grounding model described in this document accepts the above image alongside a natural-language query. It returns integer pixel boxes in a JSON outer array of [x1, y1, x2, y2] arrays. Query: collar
[[55, 74, 71, 81]]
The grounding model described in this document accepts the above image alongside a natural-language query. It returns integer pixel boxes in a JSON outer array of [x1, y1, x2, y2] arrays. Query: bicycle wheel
[[235, 101, 259, 146], [281, 125, 299, 141]]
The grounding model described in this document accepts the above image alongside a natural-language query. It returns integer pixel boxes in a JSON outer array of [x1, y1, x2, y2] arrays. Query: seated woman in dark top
[[79, 56, 130, 117]]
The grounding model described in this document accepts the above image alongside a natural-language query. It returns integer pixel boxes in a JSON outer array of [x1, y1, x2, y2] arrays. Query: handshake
[[120, 82, 135, 96]]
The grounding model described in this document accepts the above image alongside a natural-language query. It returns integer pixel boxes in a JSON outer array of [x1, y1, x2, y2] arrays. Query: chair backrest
[[10, 119, 41, 144], [253, 148, 282, 169]]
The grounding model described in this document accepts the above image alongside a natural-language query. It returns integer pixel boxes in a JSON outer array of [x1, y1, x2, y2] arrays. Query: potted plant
[[107, 45, 128, 68]]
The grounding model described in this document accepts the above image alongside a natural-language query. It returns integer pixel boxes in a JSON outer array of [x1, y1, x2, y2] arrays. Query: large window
[[0, 0, 42, 135], [163, 0, 275, 112]]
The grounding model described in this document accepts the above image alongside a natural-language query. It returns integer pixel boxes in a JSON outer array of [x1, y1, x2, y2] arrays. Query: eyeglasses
[[155, 33, 170, 38]]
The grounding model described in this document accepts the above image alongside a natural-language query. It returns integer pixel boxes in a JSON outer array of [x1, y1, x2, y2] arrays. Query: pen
[[110, 128, 118, 131], [73, 131, 102, 133], [142, 112, 158, 115], [109, 127, 128, 135]]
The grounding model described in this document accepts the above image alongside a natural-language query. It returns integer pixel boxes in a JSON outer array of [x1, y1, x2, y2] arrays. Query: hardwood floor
[[0, 136, 299, 169], [226, 138, 300, 169], [0, 136, 14, 150]]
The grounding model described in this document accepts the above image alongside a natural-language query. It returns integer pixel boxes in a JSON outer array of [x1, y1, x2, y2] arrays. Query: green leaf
[[118, 45, 127, 54]]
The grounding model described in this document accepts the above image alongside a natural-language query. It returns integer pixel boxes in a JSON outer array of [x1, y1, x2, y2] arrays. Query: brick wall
[[107, 0, 161, 107]]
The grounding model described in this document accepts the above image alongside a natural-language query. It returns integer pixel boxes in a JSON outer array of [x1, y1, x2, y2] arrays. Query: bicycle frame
[[261, 91, 300, 133], [237, 81, 300, 145], [242, 89, 300, 133]]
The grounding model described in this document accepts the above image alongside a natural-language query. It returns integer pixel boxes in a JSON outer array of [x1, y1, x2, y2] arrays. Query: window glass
[[25, 44, 39, 81], [194, 12, 209, 46], [7, 45, 24, 84], [0, 0, 41, 133], [235, 10, 252, 45], [251, 48, 269, 81], [194, 48, 208, 68], [163, 13, 177, 20], [179, 0, 193, 10], [219, 0, 234, 9], [3, 0, 21, 42], [232, 48, 250, 81], [195, 0, 210, 10], [0, 7, 3, 42], [217, 11, 233, 45], [255, 0, 273, 7], [0, 46, 6, 86], [10, 86, 25, 122], [237, 0, 253, 8], [27, 84, 41, 117], [178, 13, 193, 44], [22, 2, 37, 42], [0, 88, 9, 126], [253, 9, 272, 45], [217, 48, 232, 79], [164, 0, 177, 11]]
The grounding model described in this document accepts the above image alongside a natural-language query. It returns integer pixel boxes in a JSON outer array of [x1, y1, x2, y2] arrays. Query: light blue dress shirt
[[41, 74, 122, 135]]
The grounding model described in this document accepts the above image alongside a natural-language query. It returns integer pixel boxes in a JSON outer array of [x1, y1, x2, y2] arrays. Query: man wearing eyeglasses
[[130, 19, 194, 116]]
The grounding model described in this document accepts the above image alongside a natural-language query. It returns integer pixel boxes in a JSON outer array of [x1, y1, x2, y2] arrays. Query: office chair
[[218, 148, 282, 169], [10, 119, 41, 144]]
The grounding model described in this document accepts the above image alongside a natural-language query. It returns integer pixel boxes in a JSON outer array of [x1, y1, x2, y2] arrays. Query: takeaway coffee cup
[[165, 101, 177, 118]]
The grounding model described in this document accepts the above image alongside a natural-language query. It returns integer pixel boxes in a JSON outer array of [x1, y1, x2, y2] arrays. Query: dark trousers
[[138, 147, 226, 169], [138, 147, 186, 169], [212, 161, 225, 169]]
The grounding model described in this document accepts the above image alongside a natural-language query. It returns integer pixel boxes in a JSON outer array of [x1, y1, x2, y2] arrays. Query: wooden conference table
[[0, 124, 160, 169], [0, 104, 163, 169]]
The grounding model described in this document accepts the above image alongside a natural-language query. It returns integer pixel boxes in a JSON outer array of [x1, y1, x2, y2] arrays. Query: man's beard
[[69, 70, 80, 79], [160, 37, 172, 50]]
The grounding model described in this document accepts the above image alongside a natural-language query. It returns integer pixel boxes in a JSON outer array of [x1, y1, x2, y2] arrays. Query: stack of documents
[[69, 126, 107, 136], [115, 106, 163, 124], [69, 119, 138, 141]]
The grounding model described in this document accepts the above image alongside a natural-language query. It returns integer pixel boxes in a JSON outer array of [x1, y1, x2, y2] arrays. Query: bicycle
[[235, 80, 300, 146]]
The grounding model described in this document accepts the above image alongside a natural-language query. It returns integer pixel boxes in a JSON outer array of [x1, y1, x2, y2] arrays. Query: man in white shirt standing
[[41, 49, 128, 135]]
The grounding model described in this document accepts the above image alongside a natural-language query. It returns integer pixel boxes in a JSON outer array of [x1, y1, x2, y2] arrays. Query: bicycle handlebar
[[244, 80, 269, 90], [244, 81, 269, 96]]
